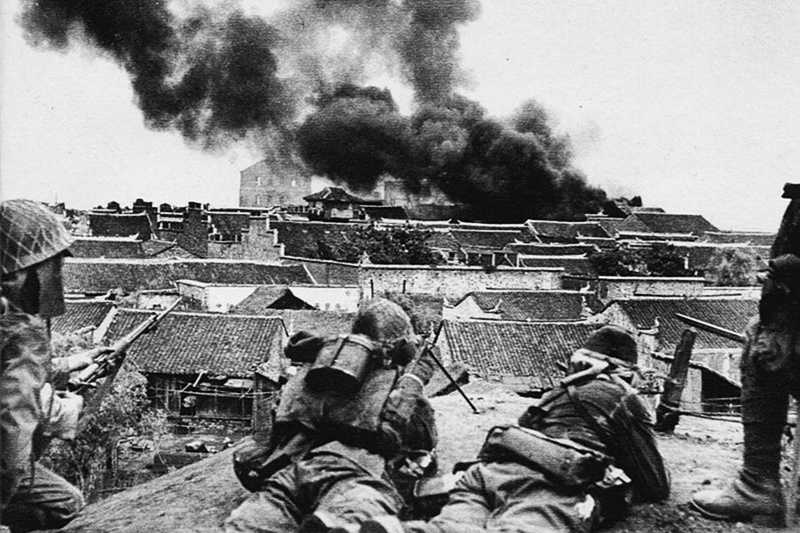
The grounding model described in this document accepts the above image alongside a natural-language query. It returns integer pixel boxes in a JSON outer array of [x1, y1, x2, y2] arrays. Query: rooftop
[[441, 319, 598, 388], [620, 212, 719, 235], [609, 297, 758, 350], [303, 186, 379, 204], [51, 300, 115, 337], [461, 290, 587, 321], [102, 310, 284, 377], [69, 237, 146, 259], [525, 220, 611, 241], [63, 259, 312, 294]]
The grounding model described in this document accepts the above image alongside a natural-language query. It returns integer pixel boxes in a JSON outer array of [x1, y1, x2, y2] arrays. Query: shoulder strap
[[565, 384, 615, 446]]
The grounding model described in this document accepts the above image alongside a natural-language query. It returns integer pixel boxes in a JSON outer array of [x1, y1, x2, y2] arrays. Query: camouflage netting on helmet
[[0, 199, 73, 275], [351, 297, 413, 343]]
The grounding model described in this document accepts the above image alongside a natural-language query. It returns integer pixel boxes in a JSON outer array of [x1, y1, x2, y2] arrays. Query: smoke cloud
[[21, 1, 291, 149], [20, 0, 609, 221], [298, 90, 606, 221]]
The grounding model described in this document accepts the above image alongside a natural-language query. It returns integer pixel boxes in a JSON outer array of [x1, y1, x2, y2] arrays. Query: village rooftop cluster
[[45, 158, 773, 428]]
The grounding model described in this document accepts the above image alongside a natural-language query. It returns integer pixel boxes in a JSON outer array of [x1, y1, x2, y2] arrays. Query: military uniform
[[691, 252, 800, 526], [226, 299, 437, 533], [1, 200, 85, 532], [367, 326, 669, 533]]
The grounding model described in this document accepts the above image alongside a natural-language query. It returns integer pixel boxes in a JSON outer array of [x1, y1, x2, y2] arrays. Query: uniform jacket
[[518, 374, 670, 502]]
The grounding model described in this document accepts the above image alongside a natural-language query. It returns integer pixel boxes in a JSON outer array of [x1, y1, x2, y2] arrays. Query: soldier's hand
[[67, 346, 114, 372]]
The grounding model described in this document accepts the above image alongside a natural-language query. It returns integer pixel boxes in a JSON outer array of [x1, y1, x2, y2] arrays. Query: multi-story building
[[239, 152, 311, 208]]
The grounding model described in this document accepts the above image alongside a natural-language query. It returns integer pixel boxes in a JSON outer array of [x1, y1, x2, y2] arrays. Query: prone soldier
[[226, 297, 438, 533], [361, 325, 670, 533]]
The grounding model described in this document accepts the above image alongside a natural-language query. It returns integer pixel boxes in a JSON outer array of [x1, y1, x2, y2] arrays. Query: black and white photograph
[[1, 1, 799, 532]]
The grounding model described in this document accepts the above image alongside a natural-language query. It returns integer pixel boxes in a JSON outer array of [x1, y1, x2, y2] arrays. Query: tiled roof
[[69, 238, 146, 259], [229, 308, 355, 338], [102, 310, 284, 376], [303, 187, 375, 204], [525, 220, 611, 241], [425, 231, 461, 252], [517, 255, 596, 276], [271, 220, 366, 256], [611, 298, 758, 350], [362, 206, 409, 220], [701, 231, 776, 246], [506, 242, 597, 255], [620, 213, 719, 235], [229, 286, 295, 313], [89, 212, 154, 240], [466, 290, 586, 321], [441, 320, 598, 386], [451, 229, 531, 250], [51, 300, 114, 336], [63, 259, 312, 294]]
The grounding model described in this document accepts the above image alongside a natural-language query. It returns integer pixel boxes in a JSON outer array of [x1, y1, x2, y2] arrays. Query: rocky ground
[[52, 380, 796, 532]]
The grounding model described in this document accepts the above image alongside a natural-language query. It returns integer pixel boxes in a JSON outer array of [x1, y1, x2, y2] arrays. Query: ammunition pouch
[[479, 425, 610, 487]]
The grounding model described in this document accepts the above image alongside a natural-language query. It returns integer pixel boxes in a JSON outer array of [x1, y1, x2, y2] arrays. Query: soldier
[[226, 298, 438, 533], [691, 185, 800, 527], [362, 325, 670, 533], [1, 199, 109, 532]]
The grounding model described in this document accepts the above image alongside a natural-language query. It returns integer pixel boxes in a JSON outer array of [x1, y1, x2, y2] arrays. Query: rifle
[[421, 322, 479, 414], [674, 313, 745, 344], [72, 298, 181, 427]]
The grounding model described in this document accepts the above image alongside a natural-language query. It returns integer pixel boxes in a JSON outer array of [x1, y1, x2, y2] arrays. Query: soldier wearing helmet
[[1, 199, 109, 532], [361, 326, 669, 533], [226, 297, 438, 533]]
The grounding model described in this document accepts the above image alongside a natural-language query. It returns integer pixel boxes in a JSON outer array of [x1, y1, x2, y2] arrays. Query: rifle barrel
[[674, 313, 746, 344]]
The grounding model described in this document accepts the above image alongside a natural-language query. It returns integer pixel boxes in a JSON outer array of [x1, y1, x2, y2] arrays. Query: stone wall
[[596, 276, 706, 304], [359, 265, 563, 301]]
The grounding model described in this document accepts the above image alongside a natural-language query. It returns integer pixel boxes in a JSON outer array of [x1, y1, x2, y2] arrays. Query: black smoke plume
[[397, 0, 481, 102], [297, 84, 414, 190], [298, 90, 606, 221], [21, 0, 609, 221], [21, 1, 291, 149]]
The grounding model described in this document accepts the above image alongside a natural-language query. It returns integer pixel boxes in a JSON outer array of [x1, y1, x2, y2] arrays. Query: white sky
[[1, 0, 798, 231]]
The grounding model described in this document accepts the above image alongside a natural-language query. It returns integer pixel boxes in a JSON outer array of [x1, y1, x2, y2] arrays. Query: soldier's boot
[[691, 469, 784, 527], [691, 419, 786, 527]]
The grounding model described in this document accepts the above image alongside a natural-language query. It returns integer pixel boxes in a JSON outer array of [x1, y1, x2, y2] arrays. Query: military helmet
[[0, 199, 73, 275], [582, 325, 638, 364], [352, 297, 413, 343]]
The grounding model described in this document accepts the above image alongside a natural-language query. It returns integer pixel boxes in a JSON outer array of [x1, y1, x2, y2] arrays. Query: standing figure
[[1, 199, 107, 532], [363, 325, 670, 533], [692, 184, 800, 527], [226, 298, 438, 533]]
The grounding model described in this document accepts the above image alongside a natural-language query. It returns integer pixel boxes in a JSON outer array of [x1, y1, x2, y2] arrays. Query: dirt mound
[[54, 380, 782, 532]]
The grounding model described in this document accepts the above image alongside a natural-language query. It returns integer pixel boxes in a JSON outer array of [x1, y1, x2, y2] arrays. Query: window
[[256, 176, 262, 186]]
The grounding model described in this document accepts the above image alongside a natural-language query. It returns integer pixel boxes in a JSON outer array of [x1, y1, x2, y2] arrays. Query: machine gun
[[71, 298, 181, 427]]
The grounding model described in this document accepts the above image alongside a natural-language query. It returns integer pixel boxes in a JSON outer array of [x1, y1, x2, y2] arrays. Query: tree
[[641, 244, 692, 277], [303, 224, 443, 265], [589, 244, 692, 277], [42, 333, 168, 501], [705, 248, 758, 286]]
